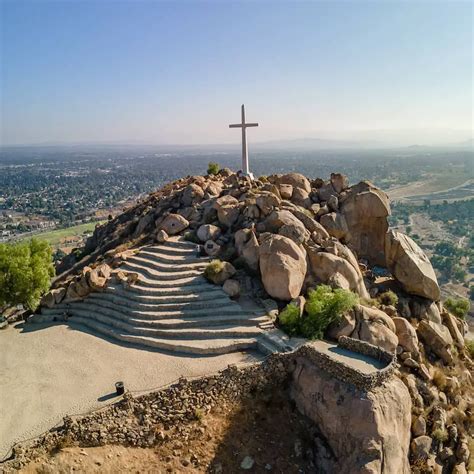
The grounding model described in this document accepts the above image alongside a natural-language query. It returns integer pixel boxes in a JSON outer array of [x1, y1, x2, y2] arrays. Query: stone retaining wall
[[1, 341, 397, 471], [297, 337, 396, 391]]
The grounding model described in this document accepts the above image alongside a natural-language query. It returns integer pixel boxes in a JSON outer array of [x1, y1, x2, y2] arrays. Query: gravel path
[[0, 322, 259, 459]]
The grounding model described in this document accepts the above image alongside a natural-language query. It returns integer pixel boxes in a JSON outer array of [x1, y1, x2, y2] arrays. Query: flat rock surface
[[308, 340, 387, 374], [0, 322, 260, 459]]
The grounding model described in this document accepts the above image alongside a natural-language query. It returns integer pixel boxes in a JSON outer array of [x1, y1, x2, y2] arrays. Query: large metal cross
[[229, 104, 258, 179]]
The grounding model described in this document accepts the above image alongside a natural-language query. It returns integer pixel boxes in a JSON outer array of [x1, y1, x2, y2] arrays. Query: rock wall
[[4, 343, 408, 474]]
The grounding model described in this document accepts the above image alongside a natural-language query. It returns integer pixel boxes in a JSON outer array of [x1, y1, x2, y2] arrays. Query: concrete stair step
[[135, 250, 210, 267], [68, 317, 258, 355], [64, 308, 262, 339], [121, 261, 203, 280], [52, 295, 247, 318], [126, 255, 208, 273], [42, 302, 260, 327], [71, 301, 266, 328], [102, 286, 238, 309], [124, 282, 226, 297], [116, 268, 206, 288]]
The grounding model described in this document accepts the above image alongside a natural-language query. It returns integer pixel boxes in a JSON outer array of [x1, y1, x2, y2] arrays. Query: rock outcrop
[[339, 181, 390, 266], [385, 230, 440, 301], [292, 353, 412, 473], [259, 234, 307, 301]]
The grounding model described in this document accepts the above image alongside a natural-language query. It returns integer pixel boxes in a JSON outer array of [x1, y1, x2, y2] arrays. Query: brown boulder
[[223, 279, 240, 298], [393, 317, 420, 358], [159, 214, 189, 235], [40, 291, 56, 309], [205, 261, 236, 285], [340, 181, 390, 265], [353, 304, 399, 352], [385, 230, 440, 301], [197, 224, 221, 242], [327, 310, 356, 340], [277, 173, 311, 193], [291, 187, 311, 208], [279, 184, 293, 199], [259, 234, 307, 301], [182, 183, 204, 207], [417, 320, 454, 364], [256, 192, 281, 215], [88, 269, 107, 291], [330, 173, 349, 193], [320, 212, 350, 240], [442, 311, 464, 349], [307, 249, 369, 299]]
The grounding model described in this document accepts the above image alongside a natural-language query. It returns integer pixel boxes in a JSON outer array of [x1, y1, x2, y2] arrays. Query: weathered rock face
[[393, 317, 420, 358], [259, 234, 307, 301], [417, 320, 454, 364], [353, 305, 399, 353], [340, 181, 390, 266], [197, 224, 221, 243], [277, 173, 311, 193], [181, 183, 204, 207], [385, 230, 440, 301], [291, 355, 411, 473], [159, 214, 189, 235], [320, 212, 349, 241], [234, 229, 260, 271], [306, 248, 369, 299]]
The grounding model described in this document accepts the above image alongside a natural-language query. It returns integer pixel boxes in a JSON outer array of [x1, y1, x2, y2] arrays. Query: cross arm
[[229, 124, 243, 128], [245, 123, 259, 127]]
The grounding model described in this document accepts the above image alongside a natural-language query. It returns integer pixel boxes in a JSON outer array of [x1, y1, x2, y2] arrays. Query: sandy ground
[[0, 322, 259, 460]]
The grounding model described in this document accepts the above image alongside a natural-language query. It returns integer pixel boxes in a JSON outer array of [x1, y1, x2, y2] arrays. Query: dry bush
[[432, 368, 447, 391]]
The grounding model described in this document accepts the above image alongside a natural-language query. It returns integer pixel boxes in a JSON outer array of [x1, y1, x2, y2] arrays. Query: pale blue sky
[[1, 0, 472, 146]]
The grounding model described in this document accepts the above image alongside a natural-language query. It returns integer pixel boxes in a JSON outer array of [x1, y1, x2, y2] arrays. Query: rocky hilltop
[[33, 169, 473, 473]]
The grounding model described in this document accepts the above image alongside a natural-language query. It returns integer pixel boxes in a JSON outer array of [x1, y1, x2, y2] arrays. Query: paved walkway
[[0, 322, 259, 460], [310, 340, 387, 374]]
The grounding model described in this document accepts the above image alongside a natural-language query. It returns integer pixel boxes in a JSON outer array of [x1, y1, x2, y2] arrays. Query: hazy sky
[[1, 0, 472, 146]]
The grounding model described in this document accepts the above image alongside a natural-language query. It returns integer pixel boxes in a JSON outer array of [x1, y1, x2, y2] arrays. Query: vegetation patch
[[207, 162, 220, 175], [0, 238, 54, 311], [279, 285, 359, 340], [378, 290, 398, 306], [204, 260, 225, 281], [444, 297, 470, 319]]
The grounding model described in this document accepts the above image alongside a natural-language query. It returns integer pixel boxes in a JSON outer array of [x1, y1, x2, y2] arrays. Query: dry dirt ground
[[0, 322, 259, 460], [20, 389, 316, 473]]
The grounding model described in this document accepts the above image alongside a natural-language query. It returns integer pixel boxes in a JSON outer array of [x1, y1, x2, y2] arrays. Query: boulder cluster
[[47, 168, 472, 472]]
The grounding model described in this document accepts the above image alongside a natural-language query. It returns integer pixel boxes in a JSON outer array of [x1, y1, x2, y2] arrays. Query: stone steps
[[134, 249, 210, 267], [41, 306, 262, 340], [67, 318, 258, 355], [47, 295, 254, 320], [43, 300, 266, 328], [126, 254, 209, 273], [121, 261, 203, 281], [36, 236, 270, 355]]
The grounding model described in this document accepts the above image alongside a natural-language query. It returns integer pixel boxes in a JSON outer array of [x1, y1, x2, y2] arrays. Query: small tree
[[0, 239, 55, 311], [207, 162, 220, 175], [444, 297, 470, 319]]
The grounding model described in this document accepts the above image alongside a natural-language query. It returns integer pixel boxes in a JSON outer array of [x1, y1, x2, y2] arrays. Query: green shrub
[[431, 428, 448, 443], [204, 260, 224, 281], [278, 303, 301, 336], [444, 297, 470, 319], [207, 162, 220, 175], [378, 290, 398, 306], [301, 285, 359, 339], [0, 238, 55, 311]]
